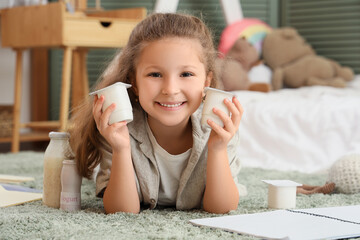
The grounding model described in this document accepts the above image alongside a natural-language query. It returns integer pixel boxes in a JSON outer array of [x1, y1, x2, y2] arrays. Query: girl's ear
[[205, 71, 213, 87], [132, 84, 138, 96], [130, 76, 139, 96]]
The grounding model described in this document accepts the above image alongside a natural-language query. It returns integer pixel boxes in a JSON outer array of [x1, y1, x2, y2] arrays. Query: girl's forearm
[[203, 148, 239, 214], [103, 149, 140, 214]]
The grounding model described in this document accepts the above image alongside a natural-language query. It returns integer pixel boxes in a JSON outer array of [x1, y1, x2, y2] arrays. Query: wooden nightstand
[[0, 2, 146, 152]]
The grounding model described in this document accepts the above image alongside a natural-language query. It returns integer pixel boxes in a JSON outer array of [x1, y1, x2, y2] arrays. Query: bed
[[233, 75, 360, 174]]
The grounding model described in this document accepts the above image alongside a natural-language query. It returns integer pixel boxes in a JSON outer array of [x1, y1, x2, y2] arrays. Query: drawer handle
[[100, 21, 112, 27]]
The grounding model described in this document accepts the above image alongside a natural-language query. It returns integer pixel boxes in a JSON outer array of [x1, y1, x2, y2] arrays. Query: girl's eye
[[148, 72, 162, 78], [180, 72, 194, 77]]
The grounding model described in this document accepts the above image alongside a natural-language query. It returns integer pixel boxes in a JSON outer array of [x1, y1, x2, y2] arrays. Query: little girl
[[69, 13, 245, 214]]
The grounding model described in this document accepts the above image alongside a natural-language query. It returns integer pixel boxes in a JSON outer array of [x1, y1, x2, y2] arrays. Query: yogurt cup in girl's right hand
[[201, 87, 234, 128], [89, 82, 133, 125]]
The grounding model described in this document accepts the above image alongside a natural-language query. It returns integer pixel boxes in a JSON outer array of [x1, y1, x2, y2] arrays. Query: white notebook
[[190, 205, 360, 240], [0, 185, 42, 207], [0, 174, 35, 183]]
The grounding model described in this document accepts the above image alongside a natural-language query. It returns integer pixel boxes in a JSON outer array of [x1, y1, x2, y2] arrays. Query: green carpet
[[1, 152, 360, 240]]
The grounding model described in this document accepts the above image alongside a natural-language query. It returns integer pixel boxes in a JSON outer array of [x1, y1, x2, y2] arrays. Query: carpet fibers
[[1, 152, 360, 240]]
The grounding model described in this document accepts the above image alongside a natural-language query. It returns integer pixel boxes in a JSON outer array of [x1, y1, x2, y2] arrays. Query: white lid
[[49, 131, 70, 139], [262, 180, 302, 187], [63, 159, 76, 165], [89, 82, 132, 96], [204, 87, 235, 97]]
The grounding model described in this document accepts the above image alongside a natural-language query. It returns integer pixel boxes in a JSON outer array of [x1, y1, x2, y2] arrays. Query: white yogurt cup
[[263, 180, 302, 209], [201, 87, 234, 128], [90, 82, 133, 124]]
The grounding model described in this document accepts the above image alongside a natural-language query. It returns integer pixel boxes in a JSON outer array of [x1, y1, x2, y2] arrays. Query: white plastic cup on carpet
[[262, 180, 302, 209], [201, 87, 234, 128], [89, 82, 133, 124]]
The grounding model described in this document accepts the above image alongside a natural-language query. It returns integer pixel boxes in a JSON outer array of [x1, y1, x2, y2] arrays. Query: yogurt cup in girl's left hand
[[201, 87, 234, 128], [89, 82, 133, 124]]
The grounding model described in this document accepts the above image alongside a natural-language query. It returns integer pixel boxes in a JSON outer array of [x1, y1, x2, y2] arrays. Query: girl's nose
[[161, 75, 180, 95]]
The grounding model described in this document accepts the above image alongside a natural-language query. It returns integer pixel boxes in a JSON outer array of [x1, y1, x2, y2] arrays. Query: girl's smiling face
[[134, 37, 212, 129]]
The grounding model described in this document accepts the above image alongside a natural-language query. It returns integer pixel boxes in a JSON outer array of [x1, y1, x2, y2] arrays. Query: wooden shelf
[[0, 121, 59, 143], [0, 131, 50, 143], [20, 121, 60, 129]]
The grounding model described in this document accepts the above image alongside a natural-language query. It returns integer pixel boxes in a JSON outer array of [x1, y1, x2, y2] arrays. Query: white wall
[[0, 22, 31, 126]]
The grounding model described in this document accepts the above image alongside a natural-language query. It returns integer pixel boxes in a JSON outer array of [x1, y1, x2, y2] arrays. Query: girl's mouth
[[157, 102, 186, 109]]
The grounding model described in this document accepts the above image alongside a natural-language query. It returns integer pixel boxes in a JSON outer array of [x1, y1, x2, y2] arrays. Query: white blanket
[[233, 76, 360, 173]]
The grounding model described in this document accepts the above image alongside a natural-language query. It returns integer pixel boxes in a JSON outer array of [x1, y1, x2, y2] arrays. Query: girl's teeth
[[160, 103, 182, 108]]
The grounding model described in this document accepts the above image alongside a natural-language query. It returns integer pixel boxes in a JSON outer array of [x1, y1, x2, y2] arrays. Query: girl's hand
[[207, 96, 244, 151], [92, 95, 131, 151]]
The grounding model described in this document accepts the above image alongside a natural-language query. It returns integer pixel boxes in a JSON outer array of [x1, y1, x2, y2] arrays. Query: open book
[[0, 174, 42, 207], [0, 185, 42, 207], [190, 205, 360, 240], [0, 174, 34, 183]]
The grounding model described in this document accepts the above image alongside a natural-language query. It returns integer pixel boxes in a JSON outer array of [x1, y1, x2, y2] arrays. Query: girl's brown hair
[[69, 13, 218, 179]]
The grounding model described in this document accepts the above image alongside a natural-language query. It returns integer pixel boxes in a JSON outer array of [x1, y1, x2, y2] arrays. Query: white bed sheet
[[234, 76, 360, 174]]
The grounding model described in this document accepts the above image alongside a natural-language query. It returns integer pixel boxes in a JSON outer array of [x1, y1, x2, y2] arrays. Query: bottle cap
[[63, 159, 76, 165], [49, 131, 70, 139]]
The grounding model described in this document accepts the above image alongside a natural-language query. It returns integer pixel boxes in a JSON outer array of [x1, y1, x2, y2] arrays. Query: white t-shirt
[[146, 122, 191, 206]]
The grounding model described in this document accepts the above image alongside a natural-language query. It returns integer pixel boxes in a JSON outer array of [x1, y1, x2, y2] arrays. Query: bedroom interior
[[1, 0, 360, 239]]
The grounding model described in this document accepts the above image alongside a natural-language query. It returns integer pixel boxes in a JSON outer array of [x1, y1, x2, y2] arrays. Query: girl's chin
[[148, 115, 191, 128]]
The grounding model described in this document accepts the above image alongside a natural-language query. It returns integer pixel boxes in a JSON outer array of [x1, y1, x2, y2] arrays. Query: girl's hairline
[[133, 36, 218, 67]]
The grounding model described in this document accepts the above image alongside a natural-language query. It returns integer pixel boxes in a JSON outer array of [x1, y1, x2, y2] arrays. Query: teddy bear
[[216, 37, 271, 92], [262, 27, 354, 90]]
